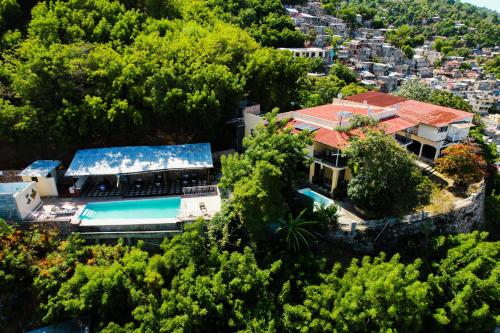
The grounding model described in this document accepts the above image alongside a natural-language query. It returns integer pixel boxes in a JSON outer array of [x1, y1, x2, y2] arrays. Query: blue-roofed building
[[64, 143, 214, 197], [0, 182, 41, 220], [19, 160, 61, 197]]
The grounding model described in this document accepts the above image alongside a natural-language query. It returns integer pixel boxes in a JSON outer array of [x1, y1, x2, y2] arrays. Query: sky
[[462, 0, 500, 13]]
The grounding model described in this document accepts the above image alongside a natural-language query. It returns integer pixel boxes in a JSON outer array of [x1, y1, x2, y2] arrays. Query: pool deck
[[25, 193, 221, 226]]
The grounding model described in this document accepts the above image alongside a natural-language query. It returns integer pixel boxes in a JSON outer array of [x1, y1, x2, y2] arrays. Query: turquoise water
[[298, 188, 334, 207], [80, 197, 181, 220]]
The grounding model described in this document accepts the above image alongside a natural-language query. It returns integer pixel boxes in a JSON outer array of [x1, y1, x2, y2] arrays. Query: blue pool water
[[298, 188, 334, 207], [80, 197, 181, 220]]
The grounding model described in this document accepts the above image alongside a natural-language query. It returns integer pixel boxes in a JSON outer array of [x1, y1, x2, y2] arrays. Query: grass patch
[[423, 184, 456, 215]]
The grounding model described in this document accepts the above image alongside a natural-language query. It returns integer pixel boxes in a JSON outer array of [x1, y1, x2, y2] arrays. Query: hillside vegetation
[[0, 0, 312, 161], [322, 0, 500, 47]]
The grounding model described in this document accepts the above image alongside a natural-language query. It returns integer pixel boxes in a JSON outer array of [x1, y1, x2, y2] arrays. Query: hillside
[[322, 0, 499, 47]]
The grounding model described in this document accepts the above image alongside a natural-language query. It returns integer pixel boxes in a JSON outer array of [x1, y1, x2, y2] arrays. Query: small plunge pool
[[298, 188, 334, 207]]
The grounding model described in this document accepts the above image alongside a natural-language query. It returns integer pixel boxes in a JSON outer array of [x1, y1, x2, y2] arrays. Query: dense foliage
[[482, 55, 500, 79], [1, 219, 498, 332], [0, 0, 314, 161], [435, 143, 486, 187], [343, 129, 432, 216], [217, 111, 320, 245]]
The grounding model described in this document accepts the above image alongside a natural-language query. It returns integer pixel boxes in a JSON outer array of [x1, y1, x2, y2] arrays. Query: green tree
[[394, 79, 472, 112], [428, 232, 500, 332], [435, 143, 486, 187], [219, 111, 312, 241], [394, 79, 433, 101], [340, 82, 367, 97], [276, 209, 320, 253], [284, 253, 431, 332], [343, 130, 432, 216]]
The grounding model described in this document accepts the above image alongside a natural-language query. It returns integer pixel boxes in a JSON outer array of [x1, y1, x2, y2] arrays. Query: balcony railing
[[395, 134, 413, 146], [313, 152, 348, 168]]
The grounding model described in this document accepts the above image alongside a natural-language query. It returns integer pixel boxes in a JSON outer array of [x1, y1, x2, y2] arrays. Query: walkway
[[414, 159, 453, 186], [332, 199, 365, 231]]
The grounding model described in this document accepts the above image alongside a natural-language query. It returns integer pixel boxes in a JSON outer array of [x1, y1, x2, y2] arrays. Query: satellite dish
[[337, 92, 343, 99]]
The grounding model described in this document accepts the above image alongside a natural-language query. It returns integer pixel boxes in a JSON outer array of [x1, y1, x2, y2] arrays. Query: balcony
[[395, 133, 413, 146], [313, 152, 348, 168]]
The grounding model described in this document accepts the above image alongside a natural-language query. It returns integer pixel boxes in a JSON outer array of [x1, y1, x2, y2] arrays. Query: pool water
[[80, 197, 181, 220], [298, 188, 334, 207]]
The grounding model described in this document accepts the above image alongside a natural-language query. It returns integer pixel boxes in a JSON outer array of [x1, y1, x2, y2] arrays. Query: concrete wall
[[21, 175, 58, 197], [329, 182, 486, 253], [0, 182, 40, 220], [448, 125, 470, 141], [243, 112, 263, 137], [13, 182, 41, 219]]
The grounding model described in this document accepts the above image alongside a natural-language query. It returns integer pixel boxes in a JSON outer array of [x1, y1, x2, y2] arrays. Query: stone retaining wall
[[329, 182, 486, 252]]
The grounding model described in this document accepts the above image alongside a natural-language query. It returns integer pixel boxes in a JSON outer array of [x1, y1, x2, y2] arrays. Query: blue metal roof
[[65, 143, 213, 177], [18, 160, 61, 177]]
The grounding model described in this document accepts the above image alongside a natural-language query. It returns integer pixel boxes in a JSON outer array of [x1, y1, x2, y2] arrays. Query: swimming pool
[[80, 197, 181, 221], [298, 188, 334, 207]]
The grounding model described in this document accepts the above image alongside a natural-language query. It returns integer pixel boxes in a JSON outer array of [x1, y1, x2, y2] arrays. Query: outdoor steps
[[80, 208, 96, 218]]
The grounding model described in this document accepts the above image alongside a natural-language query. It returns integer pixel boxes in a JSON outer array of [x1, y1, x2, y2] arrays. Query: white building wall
[[448, 125, 470, 141], [21, 175, 59, 197], [13, 182, 41, 219], [417, 124, 447, 142], [243, 112, 264, 137]]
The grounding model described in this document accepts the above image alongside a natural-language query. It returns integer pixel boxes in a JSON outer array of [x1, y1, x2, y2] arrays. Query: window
[[295, 52, 300, 57], [31, 177, 38, 182], [319, 52, 323, 57], [437, 126, 448, 133]]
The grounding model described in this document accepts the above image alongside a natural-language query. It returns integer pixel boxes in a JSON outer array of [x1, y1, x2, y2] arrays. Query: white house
[[18, 160, 61, 197]]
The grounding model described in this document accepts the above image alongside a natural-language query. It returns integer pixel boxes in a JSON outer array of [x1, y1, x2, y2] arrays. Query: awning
[[65, 143, 213, 177], [18, 160, 61, 177]]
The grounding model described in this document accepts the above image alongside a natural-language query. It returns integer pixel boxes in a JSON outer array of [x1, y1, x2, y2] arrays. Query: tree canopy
[[435, 143, 486, 187], [0, 0, 313, 164], [2, 218, 498, 332], [343, 130, 432, 216]]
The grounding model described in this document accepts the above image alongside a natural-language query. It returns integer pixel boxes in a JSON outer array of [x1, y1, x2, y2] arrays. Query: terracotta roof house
[[243, 93, 474, 194], [243, 99, 416, 193], [347, 91, 474, 160]]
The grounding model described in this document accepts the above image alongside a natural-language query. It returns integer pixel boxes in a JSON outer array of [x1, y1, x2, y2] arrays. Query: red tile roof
[[287, 120, 352, 149], [287, 116, 414, 149], [346, 91, 407, 107], [347, 91, 473, 127], [296, 102, 387, 121], [397, 100, 472, 127], [377, 116, 416, 134]]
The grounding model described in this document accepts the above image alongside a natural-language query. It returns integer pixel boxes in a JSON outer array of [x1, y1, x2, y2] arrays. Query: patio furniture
[[98, 183, 106, 192]]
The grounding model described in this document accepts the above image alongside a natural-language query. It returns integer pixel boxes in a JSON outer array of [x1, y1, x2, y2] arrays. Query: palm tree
[[276, 209, 319, 253]]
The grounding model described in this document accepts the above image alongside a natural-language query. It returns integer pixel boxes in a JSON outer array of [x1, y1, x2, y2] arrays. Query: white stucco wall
[[448, 125, 470, 141], [13, 182, 41, 219], [21, 175, 58, 197], [417, 124, 447, 142]]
